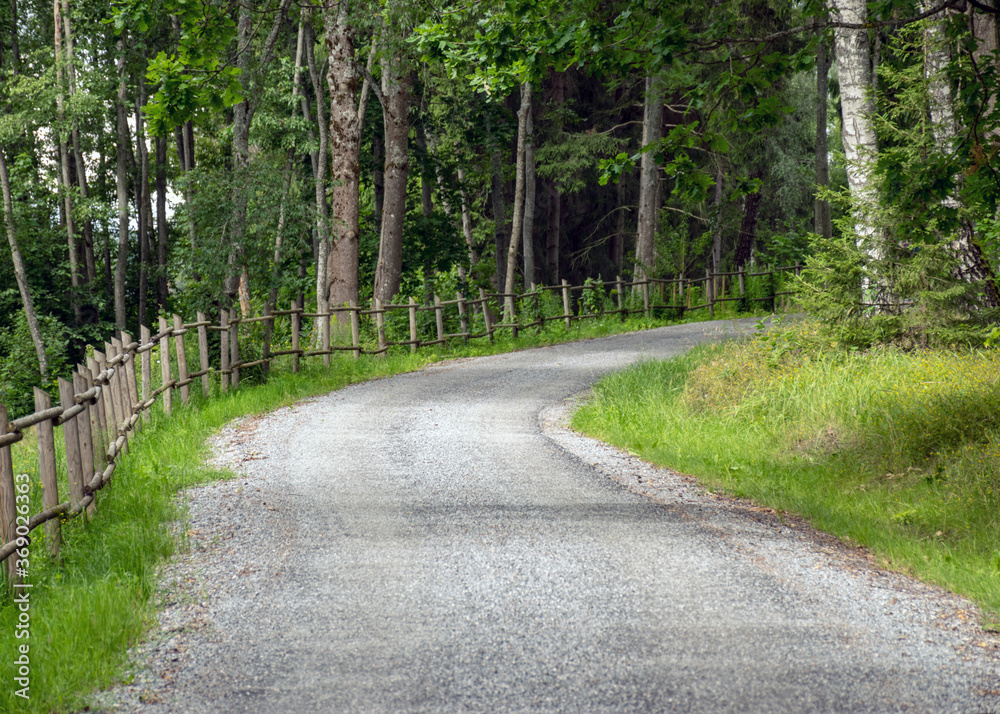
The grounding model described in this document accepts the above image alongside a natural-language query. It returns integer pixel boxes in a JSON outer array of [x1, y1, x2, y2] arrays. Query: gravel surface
[[95, 321, 1000, 713]]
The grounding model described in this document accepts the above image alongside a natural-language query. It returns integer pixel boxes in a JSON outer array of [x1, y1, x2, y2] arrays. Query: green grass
[[3, 307, 760, 713], [572, 320, 1000, 626]]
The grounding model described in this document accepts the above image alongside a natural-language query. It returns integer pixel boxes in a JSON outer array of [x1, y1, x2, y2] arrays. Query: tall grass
[[573, 321, 1000, 624]]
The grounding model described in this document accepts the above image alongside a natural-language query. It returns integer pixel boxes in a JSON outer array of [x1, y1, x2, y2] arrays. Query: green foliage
[[0, 312, 69, 417], [537, 131, 625, 194], [574, 328, 1000, 620], [114, 0, 244, 135]]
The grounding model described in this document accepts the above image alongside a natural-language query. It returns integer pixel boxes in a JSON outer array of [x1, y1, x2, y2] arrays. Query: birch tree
[[830, 0, 882, 302]]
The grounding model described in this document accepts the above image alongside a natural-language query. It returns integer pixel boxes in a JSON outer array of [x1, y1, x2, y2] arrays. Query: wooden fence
[[0, 264, 800, 584]]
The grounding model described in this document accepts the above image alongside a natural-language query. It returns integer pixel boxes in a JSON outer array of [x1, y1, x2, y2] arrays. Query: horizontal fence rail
[[0, 263, 800, 584]]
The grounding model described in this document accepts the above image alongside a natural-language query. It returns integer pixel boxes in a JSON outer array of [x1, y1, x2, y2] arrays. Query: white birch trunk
[[831, 0, 883, 304]]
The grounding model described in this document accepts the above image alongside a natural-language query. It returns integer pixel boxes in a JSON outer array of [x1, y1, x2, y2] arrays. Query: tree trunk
[[374, 57, 411, 304], [135, 93, 151, 328], [734, 169, 764, 269], [830, 0, 879, 255], [60, 0, 96, 285], [0, 148, 47, 378], [522, 88, 536, 290], [325, 1, 361, 314], [923, 0, 999, 306], [55, 0, 81, 324], [815, 18, 832, 241], [634, 74, 664, 282], [414, 120, 435, 302], [113, 35, 130, 330], [156, 136, 168, 310], [456, 167, 478, 268], [304, 10, 330, 336], [490, 147, 506, 290], [547, 181, 560, 284], [711, 161, 724, 273], [504, 81, 530, 309], [227, 3, 254, 316], [98, 116, 112, 301], [612, 175, 626, 275]]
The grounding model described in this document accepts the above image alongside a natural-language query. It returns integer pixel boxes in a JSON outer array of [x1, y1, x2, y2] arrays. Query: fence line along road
[[0, 265, 801, 584]]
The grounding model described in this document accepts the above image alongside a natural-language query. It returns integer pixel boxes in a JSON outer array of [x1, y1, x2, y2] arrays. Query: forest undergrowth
[[573, 319, 1000, 626]]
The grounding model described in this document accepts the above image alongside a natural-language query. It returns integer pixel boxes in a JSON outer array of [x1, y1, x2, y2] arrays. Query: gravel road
[[100, 320, 1000, 713]]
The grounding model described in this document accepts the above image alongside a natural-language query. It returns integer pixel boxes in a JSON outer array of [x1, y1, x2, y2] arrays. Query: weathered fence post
[[33, 388, 60, 557], [508, 292, 518, 340], [196, 312, 211, 396], [457, 292, 469, 342], [0, 403, 18, 584], [158, 317, 173, 416], [409, 297, 418, 354], [350, 302, 361, 360], [262, 303, 272, 375], [57, 378, 85, 516], [562, 280, 572, 329], [707, 268, 715, 318], [375, 298, 387, 356], [616, 276, 625, 320], [108, 340, 129, 455], [121, 332, 141, 432], [220, 310, 230, 392], [434, 295, 445, 344], [322, 305, 332, 368], [73, 370, 97, 516], [82, 367, 105, 475], [172, 315, 190, 405], [479, 288, 494, 342], [229, 314, 240, 388], [85, 358, 107, 467], [290, 301, 301, 373], [139, 326, 152, 421], [95, 350, 116, 447], [739, 265, 746, 301], [643, 281, 651, 319]]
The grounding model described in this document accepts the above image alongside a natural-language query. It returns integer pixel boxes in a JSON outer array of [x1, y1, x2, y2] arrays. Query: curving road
[[105, 320, 1000, 713]]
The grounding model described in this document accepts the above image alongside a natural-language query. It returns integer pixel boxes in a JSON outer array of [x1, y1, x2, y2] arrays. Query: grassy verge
[[572, 319, 1000, 626], [1, 309, 744, 714]]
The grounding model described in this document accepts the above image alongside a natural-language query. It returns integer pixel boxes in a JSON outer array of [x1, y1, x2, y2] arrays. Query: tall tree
[[0, 148, 47, 378], [522, 84, 536, 289], [113, 31, 130, 329], [325, 0, 361, 315], [503, 81, 530, 312], [373, 5, 412, 305], [54, 0, 82, 324], [814, 18, 832, 241], [830, 0, 880, 278], [634, 74, 663, 282]]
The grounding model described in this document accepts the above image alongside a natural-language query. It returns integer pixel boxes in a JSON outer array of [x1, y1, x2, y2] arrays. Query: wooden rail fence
[[0, 264, 800, 584]]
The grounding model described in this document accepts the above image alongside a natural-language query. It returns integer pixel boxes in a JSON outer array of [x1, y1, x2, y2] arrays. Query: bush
[[0, 312, 69, 417]]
